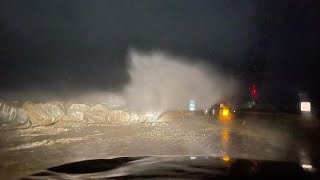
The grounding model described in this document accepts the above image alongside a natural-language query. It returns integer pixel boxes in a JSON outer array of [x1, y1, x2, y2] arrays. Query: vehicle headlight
[[222, 109, 230, 116]]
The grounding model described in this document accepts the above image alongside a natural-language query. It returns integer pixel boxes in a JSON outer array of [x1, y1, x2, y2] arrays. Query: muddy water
[[0, 115, 306, 179]]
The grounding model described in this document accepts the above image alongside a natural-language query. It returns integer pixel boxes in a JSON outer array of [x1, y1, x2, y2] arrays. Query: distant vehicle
[[205, 103, 232, 121]]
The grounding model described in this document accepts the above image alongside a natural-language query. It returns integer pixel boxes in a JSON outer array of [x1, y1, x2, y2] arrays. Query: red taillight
[[251, 84, 257, 97]]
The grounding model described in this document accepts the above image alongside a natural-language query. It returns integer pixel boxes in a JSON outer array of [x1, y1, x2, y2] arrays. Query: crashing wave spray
[[123, 49, 236, 112]]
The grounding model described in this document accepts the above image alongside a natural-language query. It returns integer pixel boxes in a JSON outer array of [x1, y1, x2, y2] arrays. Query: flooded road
[[0, 113, 317, 179]]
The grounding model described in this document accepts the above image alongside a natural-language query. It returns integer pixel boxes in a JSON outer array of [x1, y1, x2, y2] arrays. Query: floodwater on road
[[0, 113, 316, 179]]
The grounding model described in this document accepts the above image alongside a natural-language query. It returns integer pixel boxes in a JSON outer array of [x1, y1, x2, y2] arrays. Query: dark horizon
[[1, 0, 319, 110]]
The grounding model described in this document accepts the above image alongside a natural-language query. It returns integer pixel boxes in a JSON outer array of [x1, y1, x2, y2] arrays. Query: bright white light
[[301, 102, 311, 112], [189, 99, 196, 111], [190, 156, 196, 160], [301, 164, 313, 171]]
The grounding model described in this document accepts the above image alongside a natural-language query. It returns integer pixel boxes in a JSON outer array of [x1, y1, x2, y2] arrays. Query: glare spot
[[300, 102, 311, 112], [222, 109, 229, 116], [301, 164, 313, 171], [222, 156, 230, 162]]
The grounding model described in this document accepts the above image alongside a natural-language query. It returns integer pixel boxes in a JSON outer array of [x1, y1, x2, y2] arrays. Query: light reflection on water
[[221, 127, 230, 162]]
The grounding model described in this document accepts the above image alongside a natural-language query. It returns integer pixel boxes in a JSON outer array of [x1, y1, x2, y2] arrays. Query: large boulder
[[125, 111, 158, 123], [128, 111, 141, 122], [123, 111, 146, 124], [107, 110, 130, 124], [0, 102, 28, 127], [54, 114, 76, 127], [140, 112, 160, 123], [83, 104, 109, 123], [12, 108, 28, 126], [157, 111, 184, 122], [55, 114, 71, 122], [106, 110, 158, 124], [22, 101, 64, 126], [45, 102, 65, 113], [67, 104, 90, 121]]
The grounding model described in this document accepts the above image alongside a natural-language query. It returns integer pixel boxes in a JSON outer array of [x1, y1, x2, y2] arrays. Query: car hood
[[23, 156, 317, 179]]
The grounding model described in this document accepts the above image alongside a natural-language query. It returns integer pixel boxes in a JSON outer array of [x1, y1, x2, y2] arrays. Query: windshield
[[0, 0, 319, 179]]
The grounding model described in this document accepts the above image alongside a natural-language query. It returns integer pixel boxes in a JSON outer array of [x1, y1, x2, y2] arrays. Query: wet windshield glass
[[0, 1, 319, 178]]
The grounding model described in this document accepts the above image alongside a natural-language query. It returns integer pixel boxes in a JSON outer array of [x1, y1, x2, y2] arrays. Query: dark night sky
[[0, 0, 320, 107]]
